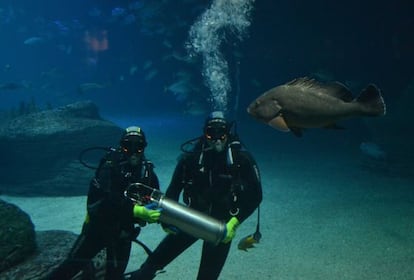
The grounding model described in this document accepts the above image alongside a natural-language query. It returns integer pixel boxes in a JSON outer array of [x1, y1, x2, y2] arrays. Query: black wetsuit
[[132, 139, 262, 280], [48, 149, 159, 280]]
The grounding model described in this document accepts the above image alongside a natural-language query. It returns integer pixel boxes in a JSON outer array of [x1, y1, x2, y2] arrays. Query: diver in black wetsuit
[[48, 126, 161, 280], [130, 111, 262, 280]]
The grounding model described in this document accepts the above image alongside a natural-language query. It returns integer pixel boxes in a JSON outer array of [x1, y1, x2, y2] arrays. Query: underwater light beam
[[186, 0, 255, 112]]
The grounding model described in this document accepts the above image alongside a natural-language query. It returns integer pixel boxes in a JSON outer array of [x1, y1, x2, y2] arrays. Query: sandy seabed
[[2, 117, 414, 280]]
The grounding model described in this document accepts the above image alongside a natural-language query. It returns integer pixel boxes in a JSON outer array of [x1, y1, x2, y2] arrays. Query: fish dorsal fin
[[286, 77, 353, 102], [324, 82, 354, 102], [286, 77, 316, 87]]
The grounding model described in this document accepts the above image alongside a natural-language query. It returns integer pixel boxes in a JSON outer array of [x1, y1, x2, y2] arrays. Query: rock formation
[[0, 199, 105, 279], [0, 199, 36, 273], [0, 101, 123, 196]]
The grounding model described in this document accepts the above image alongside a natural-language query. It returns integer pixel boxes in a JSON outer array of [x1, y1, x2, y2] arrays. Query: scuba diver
[[130, 111, 263, 280], [48, 126, 162, 280]]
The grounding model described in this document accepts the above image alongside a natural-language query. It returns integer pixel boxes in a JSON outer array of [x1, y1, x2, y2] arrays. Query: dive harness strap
[[256, 205, 260, 234], [132, 238, 152, 256], [130, 226, 153, 256]]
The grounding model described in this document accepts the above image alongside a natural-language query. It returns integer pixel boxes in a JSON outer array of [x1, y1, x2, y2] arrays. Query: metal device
[[125, 183, 226, 245]]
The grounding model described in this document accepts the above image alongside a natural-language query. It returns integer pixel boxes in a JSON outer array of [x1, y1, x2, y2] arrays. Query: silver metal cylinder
[[152, 194, 226, 245]]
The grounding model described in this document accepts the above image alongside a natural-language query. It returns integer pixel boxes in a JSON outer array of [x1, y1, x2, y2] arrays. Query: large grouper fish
[[247, 77, 386, 137]]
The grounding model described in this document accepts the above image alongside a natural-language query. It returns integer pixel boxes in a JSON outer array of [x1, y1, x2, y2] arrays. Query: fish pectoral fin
[[268, 115, 290, 132], [323, 123, 345, 130], [290, 127, 303, 137]]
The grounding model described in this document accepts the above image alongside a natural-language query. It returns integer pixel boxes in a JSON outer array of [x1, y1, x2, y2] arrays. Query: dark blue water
[[1, 2, 413, 278], [1, 0, 412, 184], [1, 0, 412, 115], [1, 0, 412, 195]]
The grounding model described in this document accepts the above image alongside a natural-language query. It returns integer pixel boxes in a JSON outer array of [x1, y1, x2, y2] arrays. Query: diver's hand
[[133, 203, 161, 223], [222, 217, 240, 243], [161, 223, 180, 235]]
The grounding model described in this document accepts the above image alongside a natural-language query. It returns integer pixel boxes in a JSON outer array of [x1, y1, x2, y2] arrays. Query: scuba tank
[[125, 183, 226, 245]]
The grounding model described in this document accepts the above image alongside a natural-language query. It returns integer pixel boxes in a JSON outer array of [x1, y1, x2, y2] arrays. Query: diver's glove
[[222, 217, 240, 244], [161, 223, 180, 235], [133, 202, 161, 223]]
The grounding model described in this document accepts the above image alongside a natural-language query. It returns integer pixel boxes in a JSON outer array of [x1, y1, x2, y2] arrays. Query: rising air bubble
[[186, 0, 255, 112]]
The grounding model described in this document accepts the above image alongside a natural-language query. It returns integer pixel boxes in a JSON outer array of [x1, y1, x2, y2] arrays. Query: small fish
[[143, 60, 153, 70], [111, 7, 126, 17], [144, 69, 158, 81], [122, 14, 136, 25], [23, 36, 43, 45], [238, 230, 261, 251], [129, 65, 138, 76], [88, 7, 102, 17], [360, 142, 387, 160], [77, 82, 107, 94], [0, 82, 23, 90], [165, 79, 192, 97], [53, 20, 70, 33], [162, 40, 173, 49], [247, 77, 386, 137], [184, 101, 207, 116]]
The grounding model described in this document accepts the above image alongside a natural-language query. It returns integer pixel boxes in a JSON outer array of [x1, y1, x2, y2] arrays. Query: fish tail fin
[[355, 84, 386, 116]]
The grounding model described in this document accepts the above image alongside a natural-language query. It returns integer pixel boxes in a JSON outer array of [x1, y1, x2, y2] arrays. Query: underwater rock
[[0, 230, 106, 280], [0, 199, 36, 273], [0, 101, 123, 196]]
